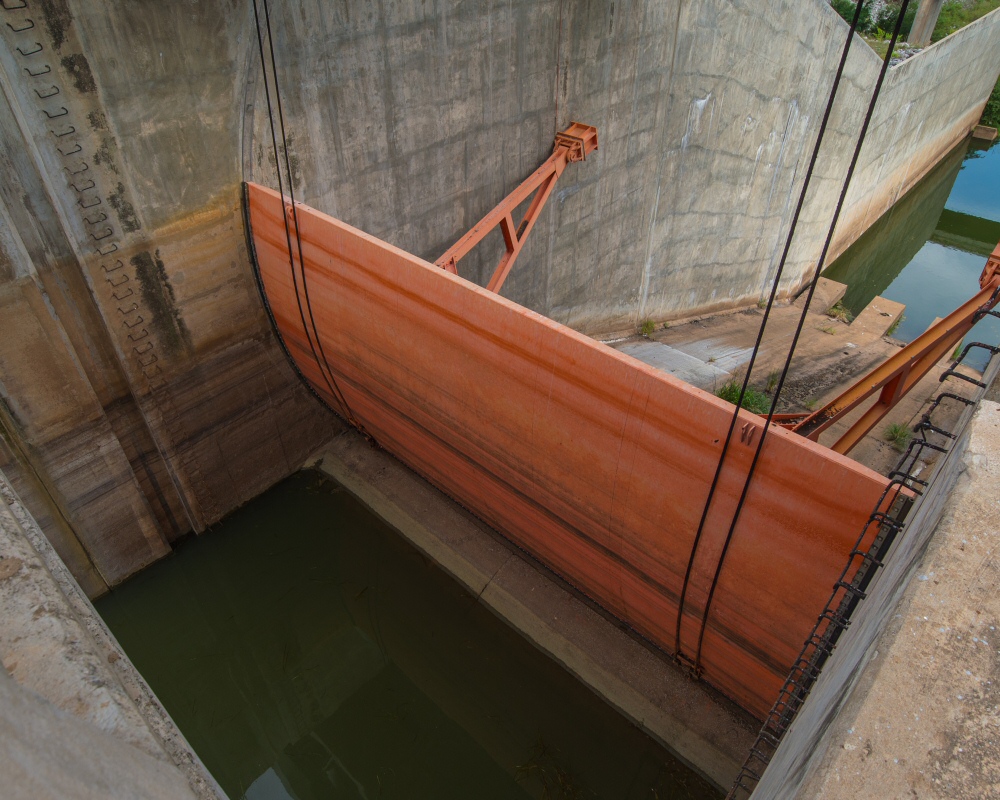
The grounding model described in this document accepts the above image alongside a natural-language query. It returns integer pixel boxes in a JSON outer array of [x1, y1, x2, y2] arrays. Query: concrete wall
[[827, 8, 1000, 266], [0, 468, 222, 798], [0, 0, 998, 591], [0, 0, 337, 593]]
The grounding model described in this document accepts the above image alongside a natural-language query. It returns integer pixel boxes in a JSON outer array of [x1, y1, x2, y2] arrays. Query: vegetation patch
[[981, 75, 1000, 128], [639, 319, 655, 336], [884, 421, 913, 451], [933, 0, 1000, 41], [828, 301, 854, 323], [716, 380, 771, 414], [886, 313, 905, 337], [830, 0, 916, 41], [765, 369, 781, 394]]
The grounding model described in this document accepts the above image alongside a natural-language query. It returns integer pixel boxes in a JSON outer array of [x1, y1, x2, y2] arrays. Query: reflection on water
[[97, 472, 720, 800], [824, 138, 1000, 371]]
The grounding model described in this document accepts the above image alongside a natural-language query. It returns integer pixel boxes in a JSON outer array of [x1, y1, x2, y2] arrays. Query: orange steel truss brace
[[245, 181, 893, 719], [775, 241, 1000, 454], [435, 122, 598, 293]]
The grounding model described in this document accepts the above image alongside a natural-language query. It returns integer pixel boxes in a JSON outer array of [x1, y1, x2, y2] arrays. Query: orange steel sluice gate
[[243, 128, 904, 719]]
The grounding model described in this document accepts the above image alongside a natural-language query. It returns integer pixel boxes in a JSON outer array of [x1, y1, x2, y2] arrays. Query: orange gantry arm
[[436, 122, 598, 293], [780, 241, 1000, 454]]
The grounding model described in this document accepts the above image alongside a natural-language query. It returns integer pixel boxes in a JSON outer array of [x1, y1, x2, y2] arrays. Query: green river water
[[823, 137, 1000, 370], [97, 471, 720, 800]]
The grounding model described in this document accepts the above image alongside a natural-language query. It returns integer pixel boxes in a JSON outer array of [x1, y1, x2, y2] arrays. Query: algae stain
[[88, 110, 108, 132], [109, 183, 140, 233], [130, 250, 192, 356], [60, 53, 96, 94], [92, 139, 120, 176], [38, 0, 73, 52]]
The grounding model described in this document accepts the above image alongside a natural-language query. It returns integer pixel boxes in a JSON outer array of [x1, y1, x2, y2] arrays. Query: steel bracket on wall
[[435, 122, 598, 294]]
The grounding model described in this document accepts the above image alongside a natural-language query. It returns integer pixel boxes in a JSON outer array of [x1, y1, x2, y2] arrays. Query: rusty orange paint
[[436, 122, 598, 293], [246, 181, 892, 719]]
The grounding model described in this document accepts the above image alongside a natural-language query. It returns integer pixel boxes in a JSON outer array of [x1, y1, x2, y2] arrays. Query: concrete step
[[794, 277, 847, 315], [851, 296, 905, 339]]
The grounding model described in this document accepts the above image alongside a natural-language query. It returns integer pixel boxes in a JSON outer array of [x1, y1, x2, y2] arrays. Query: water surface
[[824, 138, 1000, 370], [97, 471, 720, 800]]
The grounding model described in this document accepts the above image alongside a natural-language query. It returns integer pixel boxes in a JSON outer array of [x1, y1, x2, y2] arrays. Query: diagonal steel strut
[[436, 122, 598, 293], [773, 241, 1000, 454]]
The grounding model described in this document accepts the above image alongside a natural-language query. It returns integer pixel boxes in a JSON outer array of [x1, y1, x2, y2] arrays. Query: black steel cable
[[673, 0, 869, 660], [253, 0, 359, 426], [693, 0, 912, 672]]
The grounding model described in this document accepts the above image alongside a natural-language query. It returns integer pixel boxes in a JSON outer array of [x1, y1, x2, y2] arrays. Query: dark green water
[[97, 471, 720, 800], [824, 138, 1000, 371]]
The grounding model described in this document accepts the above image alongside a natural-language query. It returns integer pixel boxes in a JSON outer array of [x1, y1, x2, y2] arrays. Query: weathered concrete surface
[[0, 0, 997, 591], [797, 400, 1000, 798], [312, 431, 758, 790], [0, 671, 197, 800], [0, 0, 340, 591], [0, 469, 224, 799]]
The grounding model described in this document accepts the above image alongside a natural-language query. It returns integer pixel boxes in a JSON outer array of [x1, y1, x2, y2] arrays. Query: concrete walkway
[[608, 288, 981, 477], [798, 398, 1000, 798]]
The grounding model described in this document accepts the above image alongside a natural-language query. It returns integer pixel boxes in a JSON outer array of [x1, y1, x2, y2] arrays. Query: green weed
[[933, 1, 1000, 43], [884, 421, 912, 452], [982, 75, 1000, 128], [886, 314, 905, 337], [828, 301, 854, 323], [639, 319, 655, 337], [765, 369, 780, 394], [716, 380, 771, 414]]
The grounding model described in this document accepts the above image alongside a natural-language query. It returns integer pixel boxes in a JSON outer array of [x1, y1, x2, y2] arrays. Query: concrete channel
[[2, 1, 1000, 798]]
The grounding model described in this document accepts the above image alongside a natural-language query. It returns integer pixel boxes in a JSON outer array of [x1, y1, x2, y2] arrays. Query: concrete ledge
[[0, 470, 224, 800], [311, 430, 757, 791], [972, 124, 997, 142], [799, 400, 1000, 798], [851, 295, 906, 339]]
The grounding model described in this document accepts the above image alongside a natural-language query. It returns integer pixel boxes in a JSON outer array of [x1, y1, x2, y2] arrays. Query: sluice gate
[[245, 180, 895, 719]]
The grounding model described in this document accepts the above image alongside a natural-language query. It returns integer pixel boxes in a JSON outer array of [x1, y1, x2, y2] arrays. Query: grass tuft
[[716, 380, 771, 414], [884, 421, 912, 452], [639, 319, 655, 337], [828, 301, 854, 323], [765, 369, 780, 394]]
